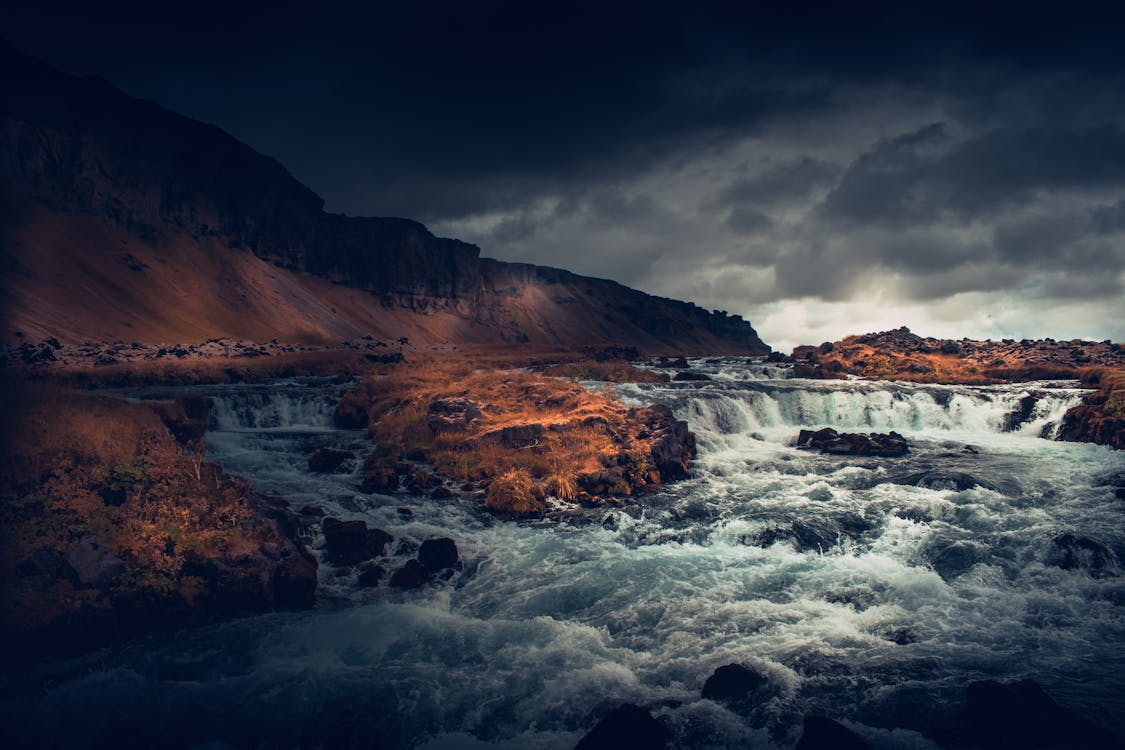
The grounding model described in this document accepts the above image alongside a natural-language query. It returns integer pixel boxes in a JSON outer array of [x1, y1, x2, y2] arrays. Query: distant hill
[[0, 41, 768, 355]]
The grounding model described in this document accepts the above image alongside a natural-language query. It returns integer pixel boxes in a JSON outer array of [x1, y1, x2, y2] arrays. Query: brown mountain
[[0, 41, 768, 355]]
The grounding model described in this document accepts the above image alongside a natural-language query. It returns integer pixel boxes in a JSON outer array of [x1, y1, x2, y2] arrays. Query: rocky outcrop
[[0, 42, 769, 355], [575, 704, 667, 750], [794, 717, 871, 750], [796, 428, 909, 457], [701, 663, 767, 711], [1059, 367, 1125, 450]]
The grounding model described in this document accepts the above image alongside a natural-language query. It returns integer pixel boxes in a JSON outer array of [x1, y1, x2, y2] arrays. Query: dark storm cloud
[[5, 1, 1125, 344]]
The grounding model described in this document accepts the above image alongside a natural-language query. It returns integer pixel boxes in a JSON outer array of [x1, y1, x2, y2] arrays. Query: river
[[3, 358, 1124, 749]]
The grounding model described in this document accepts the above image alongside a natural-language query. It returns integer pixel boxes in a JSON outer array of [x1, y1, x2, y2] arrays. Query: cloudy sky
[[8, 2, 1125, 350]]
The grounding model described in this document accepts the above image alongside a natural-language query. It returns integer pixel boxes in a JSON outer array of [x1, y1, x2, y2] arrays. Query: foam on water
[[3, 362, 1123, 749]]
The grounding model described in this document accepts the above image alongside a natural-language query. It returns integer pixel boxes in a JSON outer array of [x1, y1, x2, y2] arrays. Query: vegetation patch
[[338, 360, 695, 516]]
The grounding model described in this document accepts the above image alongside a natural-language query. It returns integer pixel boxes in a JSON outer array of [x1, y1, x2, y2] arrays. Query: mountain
[[0, 41, 768, 355]]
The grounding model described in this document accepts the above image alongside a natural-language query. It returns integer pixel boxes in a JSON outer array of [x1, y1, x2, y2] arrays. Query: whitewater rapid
[[3, 363, 1124, 749]]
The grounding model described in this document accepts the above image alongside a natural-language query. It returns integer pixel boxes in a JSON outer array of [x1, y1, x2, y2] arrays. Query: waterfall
[[207, 381, 344, 431]]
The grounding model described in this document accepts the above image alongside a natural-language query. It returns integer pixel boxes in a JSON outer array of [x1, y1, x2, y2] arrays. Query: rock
[[389, 559, 430, 589], [701, 663, 766, 709], [672, 371, 711, 381], [418, 537, 458, 575], [575, 703, 667, 750], [308, 447, 353, 473], [17, 547, 77, 589], [482, 423, 546, 449], [427, 398, 483, 433], [795, 716, 871, 750], [901, 470, 991, 492], [796, 428, 909, 457], [322, 518, 393, 566], [1047, 533, 1118, 578], [67, 536, 124, 587], [1002, 392, 1041, 432], [356, 563, 385, 588], [925, 540, 985, 580], [272, 548, 318, 608], [965, 679, 1121, 749], [360, 462, 400, 494], [645, 405, 696, 481]]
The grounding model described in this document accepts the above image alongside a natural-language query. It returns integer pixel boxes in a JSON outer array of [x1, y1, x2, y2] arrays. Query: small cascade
[[627, 377, 1088, 447], [207, 382, 344, 431]]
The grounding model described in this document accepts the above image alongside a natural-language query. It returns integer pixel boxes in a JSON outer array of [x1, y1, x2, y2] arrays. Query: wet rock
[[672, 371, 711, 381], [795, 716, 871, 750], [1002, 392, 1041, 432], [273, 548, 318, 608], [796, 428, 909, 457], [418, 537, 458, 575], [389, 559, 430, 589], [356, 563, 385, 588], [901, 470, 991, 492], [645, 405, 696, 481], [308, 447, 353, 473], [965, 679, 1121, 749], [67, 536, 125, 587], [575, 703, 667, 750], [322, 518, 393, 566], [701, 663, 766, 710], [427, 398, 483, 433], [1047, 533, 1118, 578], [396, 507, 414, 519], [360, 462, 400, 494], [925, 540, 985, 580]]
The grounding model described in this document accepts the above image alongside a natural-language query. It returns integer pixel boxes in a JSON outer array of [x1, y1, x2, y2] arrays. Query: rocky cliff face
[[0, 41, 768, 354]]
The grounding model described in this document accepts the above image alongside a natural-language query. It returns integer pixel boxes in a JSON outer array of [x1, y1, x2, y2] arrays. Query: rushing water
[[3, 361, 1125, 749]]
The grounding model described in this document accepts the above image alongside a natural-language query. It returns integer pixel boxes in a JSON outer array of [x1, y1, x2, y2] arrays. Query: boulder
[[308, 447, 353, 473], [356, 563, 385, 588], [389, 559, 430, 589], [965, 679, 1121, 749], [1047, 533, 1118, 578], [575, 703, 667, 750], [427, 398, 483, 433], [795, 716, 871, 750], [67, 536, 124, 587], [418, 537, 458, 575], [482, 423, 546, 449], [322, 518, 393, 566], [701, 663, 766, 710], [672, 371, 711, 381], [796, 428, 909, 457]]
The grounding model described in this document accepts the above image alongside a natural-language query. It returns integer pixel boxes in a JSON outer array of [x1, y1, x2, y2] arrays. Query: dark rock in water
[[356, 563, 385, 588], [1002, 392, 1041, 432], [273, 548, 318, 609], [672, 371, 711, 381], [901, 470, 991, 492], [389, 559, 430, 589], [396, 507, 414, 519], [361, 463, 400, 494], [418, 537, 458, 575], [308, 447, 353, 473], [1047, 533, 1118, 578], [701, 663, 767, 709], [795, 716, 871, 750], [924, 540, 984, 580], [965, 679, 1122, 749], [796, 428, 909, 457], [67, 536, 125, 587], [322, 518, 393, 566], [427, 398, 483, 433], [575, 703, 667, 750], [644, 404, 696, 482]]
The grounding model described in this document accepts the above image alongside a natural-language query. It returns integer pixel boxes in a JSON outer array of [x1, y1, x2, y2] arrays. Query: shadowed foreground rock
[[964, 679, 1123, 749], [575, 704, 667, 750], [701, 663, 767, 711], [794, 716, 871, 750]]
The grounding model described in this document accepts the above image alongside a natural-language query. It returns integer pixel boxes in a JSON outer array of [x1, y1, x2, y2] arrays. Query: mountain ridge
[[0, 40, 768, 355]]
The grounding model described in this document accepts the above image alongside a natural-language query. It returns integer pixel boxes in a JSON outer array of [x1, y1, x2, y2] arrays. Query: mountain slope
[[0, 41, 767, 354]]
